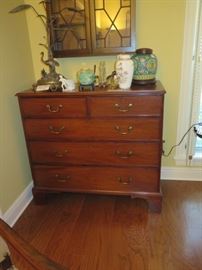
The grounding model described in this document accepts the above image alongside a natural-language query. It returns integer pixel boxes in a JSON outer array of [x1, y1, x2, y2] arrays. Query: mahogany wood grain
[[0, 218, 67, 270], [89, 96, 163, 117], [16, 81, 165, 97], [20, 97, 87, 118], [16, 83, 165, 212], [24, 118, 161, 141], [13, 181, 202, 270], [32, 166, 159, 193], [29, 141, 160, 166]]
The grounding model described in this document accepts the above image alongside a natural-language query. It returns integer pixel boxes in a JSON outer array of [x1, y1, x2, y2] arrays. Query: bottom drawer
[[33, 166, 160, 193]]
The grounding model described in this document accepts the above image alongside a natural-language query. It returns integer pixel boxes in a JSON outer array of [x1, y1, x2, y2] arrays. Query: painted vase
[[115, 54, 134, 89], [132, 48, 157, 84]]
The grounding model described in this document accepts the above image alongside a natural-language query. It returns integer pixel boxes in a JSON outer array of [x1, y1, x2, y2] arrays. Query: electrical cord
[[162, 122, 202, 157], [194, 126, 202, 138]]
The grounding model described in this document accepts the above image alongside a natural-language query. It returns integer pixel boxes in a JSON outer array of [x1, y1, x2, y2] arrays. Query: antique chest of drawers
[[16, 81, 166, 212]]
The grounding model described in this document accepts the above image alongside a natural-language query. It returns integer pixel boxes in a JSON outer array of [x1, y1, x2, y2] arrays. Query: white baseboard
[[161, 166, 202, 181], [3, 182, 33, 227]]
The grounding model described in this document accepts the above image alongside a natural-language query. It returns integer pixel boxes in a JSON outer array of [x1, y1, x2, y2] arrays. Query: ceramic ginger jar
[[132, 48, 157, 84]]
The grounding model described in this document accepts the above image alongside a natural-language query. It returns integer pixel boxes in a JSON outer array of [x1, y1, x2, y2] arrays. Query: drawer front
[[29, 142, 160, 166], [89, 96, 163, 117], [19, 97, 87, 118], [33, 166, 159, 193], [24, 118, 161, 141]]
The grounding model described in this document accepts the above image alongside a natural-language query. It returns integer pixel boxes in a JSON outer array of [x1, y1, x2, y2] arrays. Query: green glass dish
[[78, 69, 96, 85]]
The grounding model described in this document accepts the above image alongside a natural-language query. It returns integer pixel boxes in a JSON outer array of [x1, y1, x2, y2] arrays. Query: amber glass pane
[[94, 0, 131, 48], [51, 0, 87, 51]]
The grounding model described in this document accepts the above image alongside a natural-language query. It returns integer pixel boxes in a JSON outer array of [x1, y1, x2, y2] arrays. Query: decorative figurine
[[106, 71, 119, 89], [59, 75, 75, 92]]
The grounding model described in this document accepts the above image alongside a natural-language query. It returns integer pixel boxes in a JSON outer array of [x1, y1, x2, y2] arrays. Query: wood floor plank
[[63, 195, 115, 269], [13, 181, 202, 270], [42, 194, 85, 263]]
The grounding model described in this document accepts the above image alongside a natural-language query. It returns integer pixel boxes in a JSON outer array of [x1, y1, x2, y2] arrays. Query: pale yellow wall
[[0, 0, 186, 214], [0, 0, 35, 213], [136, 0, 186, 166], [25, 0, 186, 167], [23, 0, 47, 81], [0, 0, 186, 215]]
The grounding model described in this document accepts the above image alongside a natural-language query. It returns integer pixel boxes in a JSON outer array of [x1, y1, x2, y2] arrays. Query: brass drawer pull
[[55, 150, 68, 158], [114, 103, 133, 113], [46, 104, 63, 113], [114, 125, 133, 135], [118, 176, 133, 185], [48, 125, 65, 135], [115, 150, 134, 159], [55, 174, 71, 182]]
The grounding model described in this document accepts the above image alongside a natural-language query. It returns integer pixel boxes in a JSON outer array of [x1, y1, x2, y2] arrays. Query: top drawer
[[89, 96, 163, 117], [19, 97, 87, 118]]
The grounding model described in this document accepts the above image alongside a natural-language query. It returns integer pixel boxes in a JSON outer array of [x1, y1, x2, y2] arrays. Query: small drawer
[[19, 97, 86, 118], [33, 166, 159, 193], [29, 142, 160, 166], [24, 118, 161, 141], [89, 96, 163, 117]]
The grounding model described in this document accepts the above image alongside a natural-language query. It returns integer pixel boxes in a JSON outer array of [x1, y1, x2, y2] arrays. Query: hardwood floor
[[14, 180, 202, 270]]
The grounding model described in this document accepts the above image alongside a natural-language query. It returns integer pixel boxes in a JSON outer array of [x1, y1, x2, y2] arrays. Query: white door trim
[[175, 0, 200, 165]]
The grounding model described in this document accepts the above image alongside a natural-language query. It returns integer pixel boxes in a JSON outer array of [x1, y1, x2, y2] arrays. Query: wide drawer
[[33, 166, 159, 193], [29, 142, 160, 166], [24, 118, 161, 141], [89, 96, 163, 117], [19, 97, 87, 118]]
